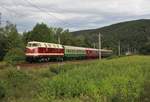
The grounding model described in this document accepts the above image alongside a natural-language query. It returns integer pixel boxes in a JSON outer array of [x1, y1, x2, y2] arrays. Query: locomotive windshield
[[27, 43, 40, 47]]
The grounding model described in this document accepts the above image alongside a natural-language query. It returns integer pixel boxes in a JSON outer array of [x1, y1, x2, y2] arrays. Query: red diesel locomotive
[[26, 41, 64, 62]]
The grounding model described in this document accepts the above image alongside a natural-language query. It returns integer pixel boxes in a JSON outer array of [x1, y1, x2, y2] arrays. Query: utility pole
[[118, 40, 121, 56], [58, 35, 60, 44], [99, 33, 102, 60], [93, 43, 96, 48]]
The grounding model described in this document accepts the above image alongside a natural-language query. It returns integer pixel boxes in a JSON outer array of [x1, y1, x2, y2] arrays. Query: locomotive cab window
[[27, 43, 32, 47], [27, 43, 40, 47]]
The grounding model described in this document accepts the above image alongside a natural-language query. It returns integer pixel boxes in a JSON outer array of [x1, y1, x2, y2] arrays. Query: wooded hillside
[[72, 19, 150, 54], [1, 19, 150, 62]]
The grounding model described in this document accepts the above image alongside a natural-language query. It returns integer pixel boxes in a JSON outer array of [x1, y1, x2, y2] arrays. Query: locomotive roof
[[28, 41, 60, 45], [27, 41, 63, 49], [64, 45, 86, 50]]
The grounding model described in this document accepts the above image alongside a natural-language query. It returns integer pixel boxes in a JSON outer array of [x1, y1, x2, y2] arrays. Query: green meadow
[[0, 56, 149, 102]]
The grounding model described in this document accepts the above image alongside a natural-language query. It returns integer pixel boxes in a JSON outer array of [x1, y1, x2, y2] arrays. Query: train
[[25, 41, 112, 62]]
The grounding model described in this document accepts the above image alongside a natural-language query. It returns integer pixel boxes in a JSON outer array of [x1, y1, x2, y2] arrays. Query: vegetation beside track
[[0, 56, 150, 102]]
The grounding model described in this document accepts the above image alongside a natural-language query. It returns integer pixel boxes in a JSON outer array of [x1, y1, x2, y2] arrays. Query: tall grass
[[0, 56, 149, 102], [39, 56, 150, 102]]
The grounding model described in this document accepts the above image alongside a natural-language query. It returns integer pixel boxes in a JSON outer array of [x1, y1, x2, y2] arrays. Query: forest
[[73, 19, 150, 54], [0, 22, 88, 63], [1, 19, 150, 63]]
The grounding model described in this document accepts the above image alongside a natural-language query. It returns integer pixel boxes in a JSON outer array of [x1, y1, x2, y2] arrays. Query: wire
[[0, 6, 26, 17], [23, 0, 70, 27]]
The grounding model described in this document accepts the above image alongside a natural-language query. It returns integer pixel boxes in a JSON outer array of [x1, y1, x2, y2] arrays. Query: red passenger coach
[[25, 41, 64, 62], [86, 48, 99, 59]]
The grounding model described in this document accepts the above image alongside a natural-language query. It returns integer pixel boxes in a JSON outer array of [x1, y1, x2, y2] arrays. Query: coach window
[[69, 50, 72, 53], [67, 50, 69, 53]]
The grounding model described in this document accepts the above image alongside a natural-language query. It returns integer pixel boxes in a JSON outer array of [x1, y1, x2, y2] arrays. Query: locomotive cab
[[26, 42, 40, 54], [25, 41, 41, 62]]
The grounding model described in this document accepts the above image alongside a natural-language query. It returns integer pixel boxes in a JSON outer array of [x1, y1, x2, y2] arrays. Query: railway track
[[17, 61, 60, 69], [17, 59, 97, 69]]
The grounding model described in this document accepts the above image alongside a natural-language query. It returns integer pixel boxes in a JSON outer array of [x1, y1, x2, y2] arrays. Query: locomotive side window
[[48, 44, 51, 48], [27, 43, 40, 47], [52, 44, 55, 48], [32, 43, 39, 47], [57, 45, 59, 48], [44, 44, 47, 48]]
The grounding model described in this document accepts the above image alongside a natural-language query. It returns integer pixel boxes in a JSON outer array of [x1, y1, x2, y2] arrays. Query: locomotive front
[[25, 41, 64, 62], [25, 41, 40, 62]]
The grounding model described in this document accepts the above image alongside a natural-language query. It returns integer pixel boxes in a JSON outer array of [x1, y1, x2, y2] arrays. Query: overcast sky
[[1, 0, 150, 32]]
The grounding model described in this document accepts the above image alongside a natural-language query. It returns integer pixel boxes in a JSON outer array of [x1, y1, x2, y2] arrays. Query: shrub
[[4, 48, 25, 64], [38, 56, 149, 101], [0, 81, 6, 100], [3, 69, 40, 102], [0, 56, 149, 102]]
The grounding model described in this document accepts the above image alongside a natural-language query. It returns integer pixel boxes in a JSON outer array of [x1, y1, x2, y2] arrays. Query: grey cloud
[[0, 0, 150, 32]]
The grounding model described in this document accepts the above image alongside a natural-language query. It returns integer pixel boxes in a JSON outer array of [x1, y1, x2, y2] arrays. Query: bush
[[3, 69, 39, 102], [38, 56, 149, 101], [4, 48, 25, 64], [0, 81, 6, 100], [0, 56, 149, 102], [139, 42, 150, 55]]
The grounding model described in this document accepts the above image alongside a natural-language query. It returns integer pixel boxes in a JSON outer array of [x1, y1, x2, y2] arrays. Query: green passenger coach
[[63, 45, 86, 60]]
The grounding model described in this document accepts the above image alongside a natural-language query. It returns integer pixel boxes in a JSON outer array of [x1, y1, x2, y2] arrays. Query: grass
[[0, 56, 150, 102]]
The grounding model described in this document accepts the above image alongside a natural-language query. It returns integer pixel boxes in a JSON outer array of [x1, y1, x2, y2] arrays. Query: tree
[[139, 41, 150, 55], [23, 23, 76, 46], [53, 27, 63, 44], [1, 23, 25, 62], [72, 19, 150, 55], [60, 29, 73, 45], [5, 24, 24, 49], [0, 28, 8, 60], [4, 48, 25, 64], [26, 23, 54, 43], [72, 35, 87, 47]]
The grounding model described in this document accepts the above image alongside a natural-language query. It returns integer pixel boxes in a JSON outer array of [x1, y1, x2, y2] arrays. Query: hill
[[72, 19, 150, 54]]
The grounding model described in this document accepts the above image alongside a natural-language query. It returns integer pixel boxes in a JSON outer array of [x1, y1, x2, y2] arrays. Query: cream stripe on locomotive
[[26, 53, 64, 56]]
